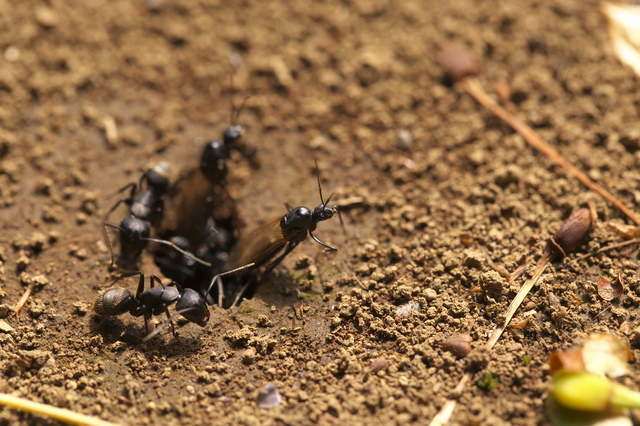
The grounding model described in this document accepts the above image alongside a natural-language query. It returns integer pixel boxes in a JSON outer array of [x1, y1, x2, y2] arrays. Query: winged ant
[[222, 159, 340, 307], [154, 93, 254, 294]]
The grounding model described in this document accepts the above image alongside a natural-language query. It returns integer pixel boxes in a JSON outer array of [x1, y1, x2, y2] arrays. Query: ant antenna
[[205, 262, 256, 307], [315, 157, 325, 205], [314, 158, 344, 227], [142, 237, 212, 267], [103, 222, 122, 267], [232, 96, 250, 125], [228, 75, 250, 125]]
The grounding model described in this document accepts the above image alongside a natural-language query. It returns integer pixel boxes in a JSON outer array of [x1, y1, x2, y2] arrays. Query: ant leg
[[264, 242, 299, 276], [204, 263, 256, 306], [103, 182, 137, 222], [144, 313, 154, 336], [230, 280, 251, 309], [217, 276, 224, 308], [309, 231, 337, 251], [137, 171, 149, 194], [165, 310, 177, 338], [149, 275, 164, 289], [171, 281, 183, 292], [109, 271, 143, 288], [133, 272, 146, 297]]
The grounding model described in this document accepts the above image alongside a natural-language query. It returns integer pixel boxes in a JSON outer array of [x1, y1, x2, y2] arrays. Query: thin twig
[[0, 393, 120, 426], [12, 283, 34, 316], [461, 77, 640, 225], [578, 237, 640, 260], [485, 252, 550, 350]]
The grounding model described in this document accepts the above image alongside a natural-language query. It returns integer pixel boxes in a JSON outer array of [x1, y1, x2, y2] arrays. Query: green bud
[[553, 371, 640, 412]]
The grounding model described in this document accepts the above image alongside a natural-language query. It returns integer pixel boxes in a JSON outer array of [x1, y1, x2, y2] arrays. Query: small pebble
[[257, 383, 282, 409], [396, 301, 420, 317], [397, 128, 413, 150]]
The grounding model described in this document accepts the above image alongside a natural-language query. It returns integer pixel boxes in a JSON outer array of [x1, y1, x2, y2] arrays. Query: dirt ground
[[2, 0, 640, 424]]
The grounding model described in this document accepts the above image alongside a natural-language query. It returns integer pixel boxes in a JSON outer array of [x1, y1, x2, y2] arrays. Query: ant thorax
[[280, 206, 313, 229]]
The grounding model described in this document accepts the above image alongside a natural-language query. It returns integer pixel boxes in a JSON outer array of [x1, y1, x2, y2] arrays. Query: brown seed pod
[[371, 357, 389, 372], [547, 208, 592, 259], [440, 334, 472, 358], [437, 42, 479, 83], [596, 273, 624, 301]]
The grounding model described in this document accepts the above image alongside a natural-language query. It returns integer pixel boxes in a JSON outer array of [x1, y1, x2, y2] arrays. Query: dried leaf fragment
[[596, 274, 624, 301], [601, 2, 640, 77], [583, 333, 632, 378], [605, 221, 640, 240], [548, 333, 631, 377], [549, 348, 585, 375]]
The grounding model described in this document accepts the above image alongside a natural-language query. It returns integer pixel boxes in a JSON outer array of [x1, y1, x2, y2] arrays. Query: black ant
[[103, 162, 211, 269], [159, 96, 249, 249], [93, 264, 253, 340], [223, 159, 340, 305], [105, 161, 172, 227], [94, 272, 208, 340], [199, 95, 249, 187]]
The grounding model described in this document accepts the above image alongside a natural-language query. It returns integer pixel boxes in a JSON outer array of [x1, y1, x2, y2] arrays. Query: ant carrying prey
[[222, 159, 340, 306]]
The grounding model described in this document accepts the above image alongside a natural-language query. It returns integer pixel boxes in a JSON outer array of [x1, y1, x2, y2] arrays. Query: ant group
[[94, 264, 252, 340], [103, 161, 210, 269], [96, 84, 341, 343]]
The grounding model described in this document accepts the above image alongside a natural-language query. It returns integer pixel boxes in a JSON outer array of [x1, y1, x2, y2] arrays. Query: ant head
[[200, 140, 228, 183], [281, 206, 313, 230], [312, 203, 336, 223], [118, 217, 150, 256], [175, 288, 209, 326], [223, 125, 244, 145], [146, 161, 172, 192], [120, 217, 150, 240]]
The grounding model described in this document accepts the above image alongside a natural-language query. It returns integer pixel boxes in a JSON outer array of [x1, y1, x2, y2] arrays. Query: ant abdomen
[[94, 287, 134, 317]]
